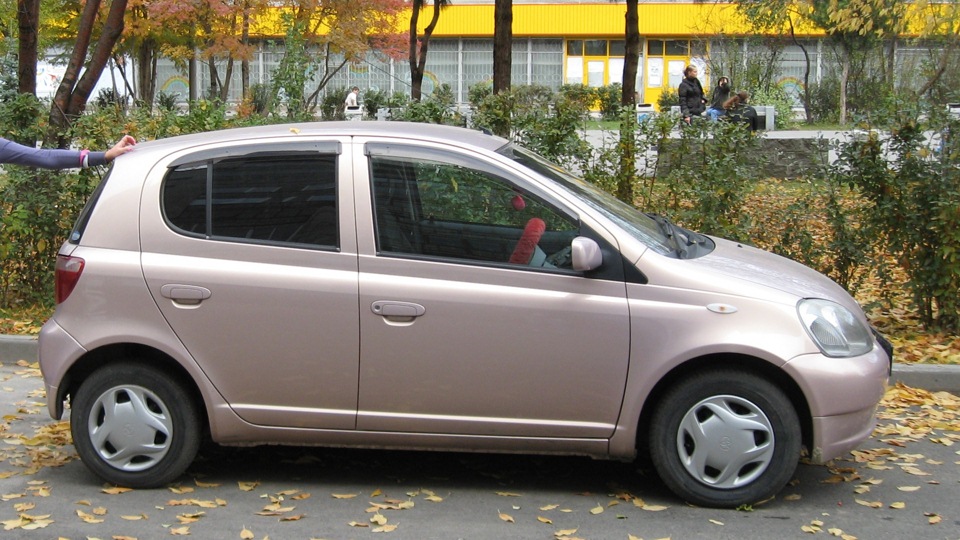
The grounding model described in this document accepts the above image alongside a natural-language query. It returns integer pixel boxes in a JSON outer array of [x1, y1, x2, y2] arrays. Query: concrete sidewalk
[[3, 334, 958, 392]]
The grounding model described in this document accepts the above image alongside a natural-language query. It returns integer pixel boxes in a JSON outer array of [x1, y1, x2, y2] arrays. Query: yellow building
[[420, 1, 752, 108], [157, 1, 931, 108]]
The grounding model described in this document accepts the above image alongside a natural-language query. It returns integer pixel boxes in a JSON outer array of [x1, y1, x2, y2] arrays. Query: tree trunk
[[136, 41, 158, 108], [839, 48, 849, 125], [410, 2, 444, 101], [47, 0, 101, 145], [409, 5, 423, 100], [17, 0, 39, 97], [493, 0, 513, 95], [63, 0, 128, 127], [621, 0, 639, 107], [219, 58, 235, 102], [617, 0, 640, 206], [241, 2, 251, 98]]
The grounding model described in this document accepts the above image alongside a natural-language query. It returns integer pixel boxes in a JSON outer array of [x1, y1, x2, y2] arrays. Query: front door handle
[[371, 301, 425, 319], [161, 284, 212, 305]]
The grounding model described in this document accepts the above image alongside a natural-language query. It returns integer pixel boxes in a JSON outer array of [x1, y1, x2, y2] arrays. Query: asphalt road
[[2, 360, 958, 540]]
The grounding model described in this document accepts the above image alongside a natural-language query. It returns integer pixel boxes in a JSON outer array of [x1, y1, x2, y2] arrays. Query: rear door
[[140, 139, 361, 430], [353, 141, 631, 439]]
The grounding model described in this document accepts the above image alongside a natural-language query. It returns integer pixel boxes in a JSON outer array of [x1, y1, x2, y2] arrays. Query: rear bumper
[[38, 318, 85, 420]]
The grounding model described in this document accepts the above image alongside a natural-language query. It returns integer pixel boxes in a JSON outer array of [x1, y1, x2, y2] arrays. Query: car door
[[140, 139, 361, 430], [353, 140, 630, 439]]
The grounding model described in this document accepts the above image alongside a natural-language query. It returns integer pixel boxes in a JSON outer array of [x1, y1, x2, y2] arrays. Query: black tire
[[649, 369, 801, 508], [71, 363, 201, 488]]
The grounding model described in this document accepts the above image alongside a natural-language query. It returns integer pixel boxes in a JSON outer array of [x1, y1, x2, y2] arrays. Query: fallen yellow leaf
[[499, 512, 515, 523], [240, 526, 254, 539], [332, 493, 358, 499], [589, 504, 604, 515], [373, 524, 398, 532], [538, 516, 553, 524], [76, 509, 104, 524]]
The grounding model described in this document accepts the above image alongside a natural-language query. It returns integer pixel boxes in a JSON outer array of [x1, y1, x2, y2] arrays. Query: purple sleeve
[[0, 137, 101, 169]]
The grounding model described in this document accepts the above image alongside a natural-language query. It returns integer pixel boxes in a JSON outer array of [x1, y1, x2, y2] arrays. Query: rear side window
[[163, 153, 338, 248]]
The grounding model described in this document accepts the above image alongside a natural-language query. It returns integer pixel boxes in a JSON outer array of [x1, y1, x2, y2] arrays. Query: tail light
[[55, 255, 85, 304]]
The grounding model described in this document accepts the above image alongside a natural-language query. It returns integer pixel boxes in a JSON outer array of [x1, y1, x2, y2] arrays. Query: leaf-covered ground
[[1, 360, 957, 538]]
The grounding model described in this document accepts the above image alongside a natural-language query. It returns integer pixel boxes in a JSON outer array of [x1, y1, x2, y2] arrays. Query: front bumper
[[783, 337, 892, 463]]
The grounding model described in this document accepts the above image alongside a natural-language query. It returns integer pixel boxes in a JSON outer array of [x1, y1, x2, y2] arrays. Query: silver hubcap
[[676, 395, 775, 489], [87, 385, 173, 472]]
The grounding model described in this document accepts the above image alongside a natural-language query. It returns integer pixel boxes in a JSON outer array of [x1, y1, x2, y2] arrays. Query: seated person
[[722, 91, 760, 131], [705, 77, 731, 122]]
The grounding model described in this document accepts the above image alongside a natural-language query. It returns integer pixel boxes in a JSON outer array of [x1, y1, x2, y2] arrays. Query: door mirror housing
[[572, 237, 603, 272]]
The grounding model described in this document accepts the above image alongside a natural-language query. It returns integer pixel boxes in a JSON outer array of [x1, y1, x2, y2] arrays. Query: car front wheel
[[649, 369, 801, 508], [71, 363, 201, 488]]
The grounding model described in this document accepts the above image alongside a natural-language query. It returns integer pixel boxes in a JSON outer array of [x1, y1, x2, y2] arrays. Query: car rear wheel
[[649, 369, 801, 508], [71, 363, 201, 488]]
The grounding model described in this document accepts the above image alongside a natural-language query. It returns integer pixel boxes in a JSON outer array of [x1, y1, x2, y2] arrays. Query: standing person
[[705, 76, 731, 122], [344, 86, 360, 114], [0, 135, 136, 170], [677, 65, 707, 125]]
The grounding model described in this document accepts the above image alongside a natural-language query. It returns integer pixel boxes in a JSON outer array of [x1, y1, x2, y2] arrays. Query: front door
[[353, 141, 631, 439]]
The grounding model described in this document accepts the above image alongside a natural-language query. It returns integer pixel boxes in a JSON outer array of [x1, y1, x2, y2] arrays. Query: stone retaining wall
[[656, 136, 830, 179]]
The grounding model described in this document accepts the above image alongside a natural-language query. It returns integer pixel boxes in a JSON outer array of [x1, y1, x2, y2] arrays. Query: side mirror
[[571, 237, 602, 272]]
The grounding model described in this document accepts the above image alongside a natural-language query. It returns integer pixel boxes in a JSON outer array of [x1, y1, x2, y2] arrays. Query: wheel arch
[[635, 353, 813, 458], [58, 343, 209, 437]]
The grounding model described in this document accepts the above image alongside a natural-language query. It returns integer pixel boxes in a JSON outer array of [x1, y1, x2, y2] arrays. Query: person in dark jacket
[[705, 76, 731, 122], [0, 135, 136, 170], [678, 65, 707, 125], [723, 91, 760, 131]]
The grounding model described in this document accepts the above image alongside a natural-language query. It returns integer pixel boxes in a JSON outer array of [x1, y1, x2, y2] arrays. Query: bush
[[748, 85, 795, 130], [657, 88, 678, 111], [595, 83, 623, 120], [828, 102, 960, 331]]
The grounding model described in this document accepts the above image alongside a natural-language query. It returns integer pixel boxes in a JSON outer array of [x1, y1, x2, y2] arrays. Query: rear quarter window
[[69, 170, 113, 244], [162, 152, 338, 249]]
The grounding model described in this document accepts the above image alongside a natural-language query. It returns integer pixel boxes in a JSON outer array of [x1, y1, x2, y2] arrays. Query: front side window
[[368, 147, 578, 269], [163, 152, 338, 248]]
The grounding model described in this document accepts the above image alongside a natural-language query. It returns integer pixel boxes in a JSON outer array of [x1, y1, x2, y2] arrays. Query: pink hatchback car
[[40, 122, 891, 508]]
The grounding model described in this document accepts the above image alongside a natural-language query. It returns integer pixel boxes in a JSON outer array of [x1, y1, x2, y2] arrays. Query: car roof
[[127, 121, 511, 157]]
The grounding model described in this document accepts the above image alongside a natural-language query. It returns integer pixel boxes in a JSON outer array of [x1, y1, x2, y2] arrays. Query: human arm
[[0, 135, 135, 169]]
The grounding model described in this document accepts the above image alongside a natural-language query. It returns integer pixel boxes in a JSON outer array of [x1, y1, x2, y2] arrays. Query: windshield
[[497, 143, 712, 258]]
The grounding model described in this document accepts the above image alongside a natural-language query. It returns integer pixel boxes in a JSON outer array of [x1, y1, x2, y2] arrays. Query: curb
[[3, 334, 959, 393]]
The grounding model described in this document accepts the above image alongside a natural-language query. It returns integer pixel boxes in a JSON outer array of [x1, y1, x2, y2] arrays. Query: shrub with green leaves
[[828, 102, 960, 331]]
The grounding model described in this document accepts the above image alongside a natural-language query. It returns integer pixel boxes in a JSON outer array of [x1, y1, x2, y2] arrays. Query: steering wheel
[[508, 218, 546, 265]]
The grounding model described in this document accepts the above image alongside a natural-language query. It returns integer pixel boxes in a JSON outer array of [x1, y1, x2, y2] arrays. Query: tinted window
[[163, 154, 338, 248]]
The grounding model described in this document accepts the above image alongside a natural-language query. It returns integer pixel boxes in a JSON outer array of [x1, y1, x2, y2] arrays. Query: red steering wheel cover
[[509, 218, 546, 264]]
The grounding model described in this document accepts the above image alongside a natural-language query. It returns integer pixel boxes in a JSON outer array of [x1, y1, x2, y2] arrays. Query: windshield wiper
[[646, 213, 710, 259]]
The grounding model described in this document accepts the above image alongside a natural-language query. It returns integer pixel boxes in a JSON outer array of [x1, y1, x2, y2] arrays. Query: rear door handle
[[161, 284, 212, 305], [371, 301, 425, 318]]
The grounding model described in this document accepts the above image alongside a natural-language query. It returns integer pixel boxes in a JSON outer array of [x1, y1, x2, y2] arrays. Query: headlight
[[797, 299, 873, 357]]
